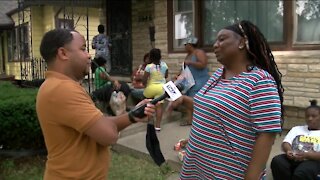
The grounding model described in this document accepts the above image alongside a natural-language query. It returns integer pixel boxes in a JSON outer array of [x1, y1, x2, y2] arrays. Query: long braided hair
[[226, 20, 284, 122]]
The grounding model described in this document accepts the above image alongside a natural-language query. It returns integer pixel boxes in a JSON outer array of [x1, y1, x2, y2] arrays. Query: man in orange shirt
[[37, 29, 155, 179]]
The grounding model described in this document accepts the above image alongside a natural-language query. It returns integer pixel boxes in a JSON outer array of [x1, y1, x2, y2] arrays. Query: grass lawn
[[0, 151, 175, 180]]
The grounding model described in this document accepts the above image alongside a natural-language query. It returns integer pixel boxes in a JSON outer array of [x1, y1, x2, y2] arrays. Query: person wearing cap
[[179, 36, 210, 126]]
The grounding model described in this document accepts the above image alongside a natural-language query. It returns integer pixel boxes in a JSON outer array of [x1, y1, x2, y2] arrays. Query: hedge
[[0, 81, 45, 150]]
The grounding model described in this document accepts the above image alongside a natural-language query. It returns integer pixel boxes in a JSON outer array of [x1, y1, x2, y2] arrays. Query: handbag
[[109, 91, 126, 115], [174, 63, 195, 94]]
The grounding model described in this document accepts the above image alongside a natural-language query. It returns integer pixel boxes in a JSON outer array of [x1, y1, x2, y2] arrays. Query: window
[[168, 0, 320, 52], [294, 0, 320, 44], [56, 19, 74, 30], [172, 0, 194, 48], [7, 23, 30, 62], [7, 31, 15, 61], [202, 0, 283, 45]]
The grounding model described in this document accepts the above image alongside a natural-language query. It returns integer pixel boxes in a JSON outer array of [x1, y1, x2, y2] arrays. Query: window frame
[[172, 0, 195, 49], [167, 0, 320, 53], [8, 23, 30, 62], [55, 18, 75, 30]]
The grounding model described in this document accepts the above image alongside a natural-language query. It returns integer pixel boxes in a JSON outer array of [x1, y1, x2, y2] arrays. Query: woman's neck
[[308, 127, 320, 131], [223, 64, 249, 79], [223, 56, 252, 79], [187, 47, 196, 54]]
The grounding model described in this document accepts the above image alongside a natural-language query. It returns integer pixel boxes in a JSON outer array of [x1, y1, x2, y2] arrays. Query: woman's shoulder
[[213, 67, 223, 75], [146, 63, 154, 68], [96, 66, 105, 72], [247, 67, 275, 82], [210, 67, 223, 79], [194, 48, 206, 54], [291, 125, 308, 130], [160, 60, 168, 66], [289, 125, 309, 133]]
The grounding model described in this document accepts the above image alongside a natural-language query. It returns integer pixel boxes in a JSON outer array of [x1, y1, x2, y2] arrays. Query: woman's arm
[[295, 151, 320, 161], [99, 71, 120, 89], [142, 71, 150, 87], [167, 95, 194, 113], [244, 132, 277, 180], [282, 142, 295, 160], [184, 49, 208, 69], [165, 69, 169, 79]]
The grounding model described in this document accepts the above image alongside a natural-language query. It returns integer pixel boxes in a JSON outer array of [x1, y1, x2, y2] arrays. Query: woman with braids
[[142, 48, 168, 131], [271, 100, 320, 180], [168, 20, 284, 179]]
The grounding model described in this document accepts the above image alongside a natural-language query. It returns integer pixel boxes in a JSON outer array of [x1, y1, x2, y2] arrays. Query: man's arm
[[85, 102, 155, 146]]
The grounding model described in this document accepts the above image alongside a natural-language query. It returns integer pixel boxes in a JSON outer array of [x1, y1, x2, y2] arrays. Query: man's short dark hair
[[40, 29, 74, 64], [98, 25, 105, 33]]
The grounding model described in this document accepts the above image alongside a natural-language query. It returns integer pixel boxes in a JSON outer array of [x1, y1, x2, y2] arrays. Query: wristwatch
[[128, 111, 137, 123]]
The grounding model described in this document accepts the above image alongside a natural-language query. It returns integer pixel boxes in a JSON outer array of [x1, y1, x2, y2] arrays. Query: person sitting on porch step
[[271, 100, 320, 180], [130, 52, 150, 104], [91, 56, 131, 114]]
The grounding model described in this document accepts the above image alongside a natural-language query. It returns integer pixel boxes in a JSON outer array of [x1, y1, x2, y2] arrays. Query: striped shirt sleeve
[[249, 77, 282, 133]]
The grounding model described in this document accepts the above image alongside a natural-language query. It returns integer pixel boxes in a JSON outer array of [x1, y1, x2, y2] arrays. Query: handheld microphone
[[129, 82, 184, 118]]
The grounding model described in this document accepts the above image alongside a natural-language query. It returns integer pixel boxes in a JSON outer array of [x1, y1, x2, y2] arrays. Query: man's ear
[[57, 47, 69, 61]]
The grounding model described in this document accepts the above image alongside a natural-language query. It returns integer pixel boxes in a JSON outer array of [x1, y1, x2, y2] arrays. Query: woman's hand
[[113, 80, 121, 90], [184, 60, 192, 66], [293, 152, 308, 161], [286, 150, 295, 160]]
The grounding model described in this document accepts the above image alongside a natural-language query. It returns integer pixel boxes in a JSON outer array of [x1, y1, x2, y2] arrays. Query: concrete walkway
[[112, 111, 286, 180]]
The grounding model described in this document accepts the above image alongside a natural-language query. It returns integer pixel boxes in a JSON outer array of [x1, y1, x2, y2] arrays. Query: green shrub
[[0, 81, 45, 150]]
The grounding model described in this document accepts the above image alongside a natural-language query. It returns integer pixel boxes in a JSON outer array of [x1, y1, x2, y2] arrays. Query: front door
[[107, 0, 132, 75]]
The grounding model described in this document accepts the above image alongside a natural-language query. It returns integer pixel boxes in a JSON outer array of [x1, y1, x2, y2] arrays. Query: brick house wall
[[131, 0, 320, 129], [131, 0, 155, 71]]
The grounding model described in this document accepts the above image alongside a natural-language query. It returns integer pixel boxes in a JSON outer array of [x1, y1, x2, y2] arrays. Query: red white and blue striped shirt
[[180, 67, 282, 180]]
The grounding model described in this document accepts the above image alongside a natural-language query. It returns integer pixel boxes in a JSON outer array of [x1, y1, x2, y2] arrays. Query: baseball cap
[[184, 36, 198, 45]]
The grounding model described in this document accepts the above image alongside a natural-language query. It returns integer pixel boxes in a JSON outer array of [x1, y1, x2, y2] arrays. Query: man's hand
[[132, 99, 156, 123]]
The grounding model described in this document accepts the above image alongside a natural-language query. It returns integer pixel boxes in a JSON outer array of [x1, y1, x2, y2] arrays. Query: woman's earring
[[238, 45, 244, 50], [246, 65, 254, 71], [245, 40, 249, 50]]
